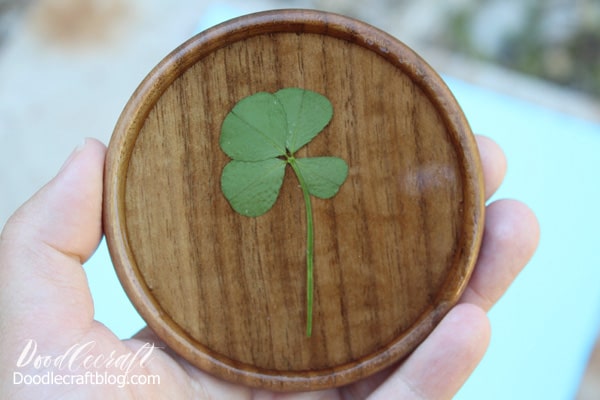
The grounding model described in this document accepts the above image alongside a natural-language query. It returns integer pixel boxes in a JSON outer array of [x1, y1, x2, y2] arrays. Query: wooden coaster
[[104, 9, 485, 391]]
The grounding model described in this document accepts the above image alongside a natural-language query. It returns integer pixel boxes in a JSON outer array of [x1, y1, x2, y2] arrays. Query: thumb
[[0, 138, 106, 348]]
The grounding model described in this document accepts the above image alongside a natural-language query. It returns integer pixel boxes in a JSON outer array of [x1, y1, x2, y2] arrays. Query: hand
[[0, 136, 539, 399]]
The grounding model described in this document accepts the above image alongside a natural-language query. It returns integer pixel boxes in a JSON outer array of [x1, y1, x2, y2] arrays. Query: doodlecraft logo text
[[12, 339, 161, 389]]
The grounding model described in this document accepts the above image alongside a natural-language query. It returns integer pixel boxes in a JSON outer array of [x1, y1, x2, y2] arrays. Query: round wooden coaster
[[104, 9, 485, 391]]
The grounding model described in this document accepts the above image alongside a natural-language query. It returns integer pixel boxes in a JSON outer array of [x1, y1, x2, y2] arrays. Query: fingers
[[0, 138, 106, 345], [3, 138, 107, 262], [475, 134, 507, 200], [368, 304, 491, 400], [465, 136, 539, 310], [460, 199, 540, 310]]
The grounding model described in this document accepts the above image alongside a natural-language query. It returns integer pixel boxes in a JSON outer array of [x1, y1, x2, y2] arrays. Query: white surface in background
[[448, 77, 600, 400], [86, 4, 600, 399]]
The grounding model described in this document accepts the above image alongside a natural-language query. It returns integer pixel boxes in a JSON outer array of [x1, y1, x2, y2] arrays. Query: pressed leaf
[[295, 157, 349, 199], [219, 87, 348, 337], [275, 88, 333, 153], [221, 159, 286, 217], [220, 92, 288, 161]]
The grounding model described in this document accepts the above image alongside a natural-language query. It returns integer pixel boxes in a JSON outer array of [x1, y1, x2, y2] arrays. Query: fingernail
[[58, 138, 88, 174]]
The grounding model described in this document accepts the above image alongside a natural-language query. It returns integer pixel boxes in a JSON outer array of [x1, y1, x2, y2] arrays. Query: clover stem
[[287, 157, 314, 337]]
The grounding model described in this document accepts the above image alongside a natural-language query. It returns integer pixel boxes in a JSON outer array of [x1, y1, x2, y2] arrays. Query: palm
[[0, 137, 538, 400]]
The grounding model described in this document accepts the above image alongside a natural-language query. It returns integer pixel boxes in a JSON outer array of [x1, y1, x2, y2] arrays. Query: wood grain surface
[[104, 9, 485, 391]]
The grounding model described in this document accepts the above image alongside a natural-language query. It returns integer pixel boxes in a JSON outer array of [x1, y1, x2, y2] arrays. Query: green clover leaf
[[220, 92, 287, 161], [294, 157, 349, 199], [220, 88, 348, 336], [220, 159, 286, 217], [275, 87, 334, 153]]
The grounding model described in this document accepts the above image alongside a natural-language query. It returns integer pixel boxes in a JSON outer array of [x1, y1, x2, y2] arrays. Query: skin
[[0, 135, 539, 399]]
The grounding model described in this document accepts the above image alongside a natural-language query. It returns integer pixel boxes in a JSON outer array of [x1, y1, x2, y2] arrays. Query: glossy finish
[[104, 9, 485, 391]]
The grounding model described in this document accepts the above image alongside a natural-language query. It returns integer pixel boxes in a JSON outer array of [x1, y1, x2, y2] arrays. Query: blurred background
[[1, 0, 599, 398]]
